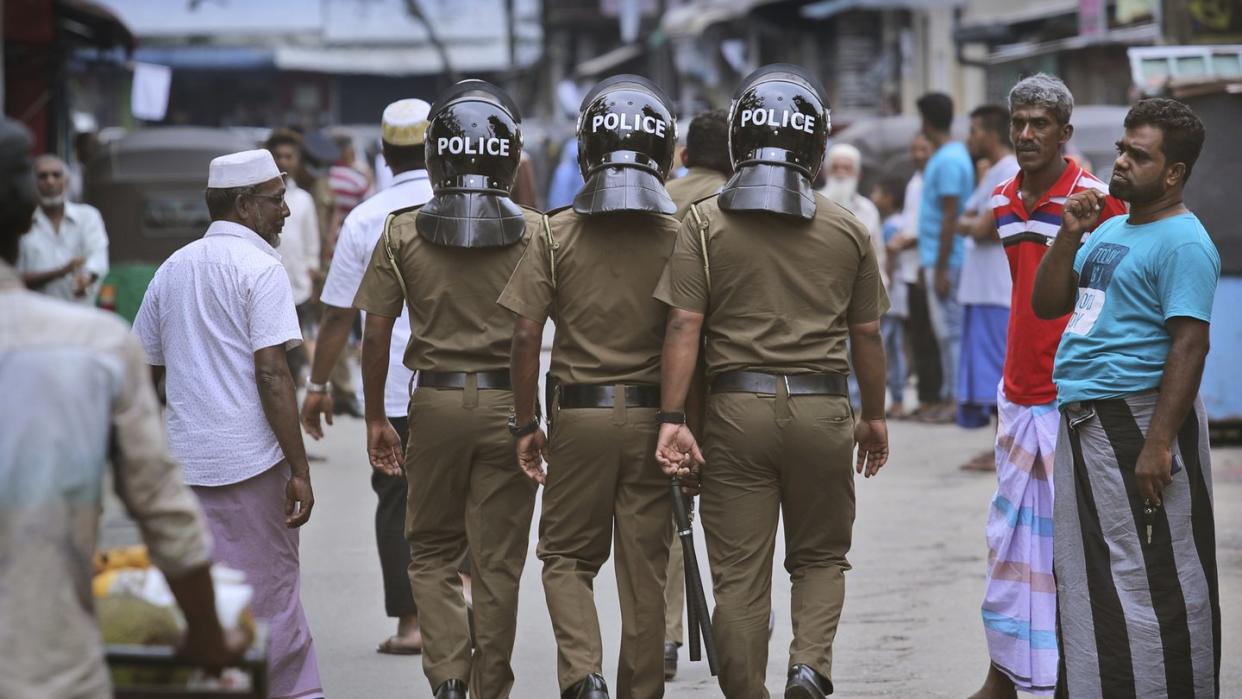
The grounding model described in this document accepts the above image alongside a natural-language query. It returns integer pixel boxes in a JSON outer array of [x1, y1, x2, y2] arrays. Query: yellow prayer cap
[[382, 99, 431, 146]]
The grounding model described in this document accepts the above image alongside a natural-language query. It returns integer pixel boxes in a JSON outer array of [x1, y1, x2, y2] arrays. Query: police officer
[[657, 109, 732, 682], [652, 65, 891, 699], [355, 80, 541, 699], [499, 75, 681, 699]]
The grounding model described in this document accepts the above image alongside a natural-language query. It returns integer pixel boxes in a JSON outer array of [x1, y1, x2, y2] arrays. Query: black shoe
[[784, 664, 832, 699], [435, 679, 466, 699], [561, 672, 608, 699], [332, 394, 363, 418], [663, 641, 679, 681]]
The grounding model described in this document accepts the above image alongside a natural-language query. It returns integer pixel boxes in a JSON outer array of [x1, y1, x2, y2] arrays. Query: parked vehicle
[[86, 128, 254, 322]]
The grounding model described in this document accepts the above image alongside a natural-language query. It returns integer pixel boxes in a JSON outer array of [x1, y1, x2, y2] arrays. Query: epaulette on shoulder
[[388, 203, 424, 219], [383, 204, 423, 231]]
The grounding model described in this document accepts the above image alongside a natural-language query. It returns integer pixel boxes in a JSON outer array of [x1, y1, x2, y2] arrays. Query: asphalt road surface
[[98, 410, 1241, 698]]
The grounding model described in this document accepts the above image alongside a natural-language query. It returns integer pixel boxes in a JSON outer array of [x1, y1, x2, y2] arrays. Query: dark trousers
[[906, 281, 943, 405], [378, 416, 417, 617]]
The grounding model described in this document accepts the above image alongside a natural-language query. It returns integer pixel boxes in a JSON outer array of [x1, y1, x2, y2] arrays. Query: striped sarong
[[983, 389, 1059, 693], [1054, 392, 1220, 698]]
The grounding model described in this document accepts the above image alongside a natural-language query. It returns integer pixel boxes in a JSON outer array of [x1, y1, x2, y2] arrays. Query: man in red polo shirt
[[971, 74, 1126, 699]]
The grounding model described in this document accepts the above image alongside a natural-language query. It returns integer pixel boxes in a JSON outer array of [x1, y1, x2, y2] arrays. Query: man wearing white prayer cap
[[134, 148, 325, 699], [302, 98, 435, 656]]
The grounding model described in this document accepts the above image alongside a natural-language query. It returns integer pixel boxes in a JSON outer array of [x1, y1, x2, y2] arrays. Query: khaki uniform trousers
[[405, 383, 537, 698], [699, 390, 856, 699], [664, 535, 685, 645], [538, 402, 673, 699]]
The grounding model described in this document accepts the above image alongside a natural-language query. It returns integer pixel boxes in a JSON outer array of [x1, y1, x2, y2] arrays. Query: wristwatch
[[306, 381, 331, 394], [656, 410, 687, 425], [507, 414, 540, 437]]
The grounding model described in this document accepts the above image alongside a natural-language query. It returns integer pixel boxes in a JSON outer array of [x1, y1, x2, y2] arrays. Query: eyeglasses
[[243, 192, 286, 204]]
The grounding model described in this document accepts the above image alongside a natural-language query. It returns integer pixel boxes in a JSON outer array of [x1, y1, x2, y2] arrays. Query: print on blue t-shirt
[[1065, 242, 1130, 336], [1053, 213, 1220, 406]]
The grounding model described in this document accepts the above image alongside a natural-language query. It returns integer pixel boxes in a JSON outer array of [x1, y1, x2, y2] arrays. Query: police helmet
[[419, 80, 526, 247], [573, 74, 677, 216], [720, 64, 831, 220]]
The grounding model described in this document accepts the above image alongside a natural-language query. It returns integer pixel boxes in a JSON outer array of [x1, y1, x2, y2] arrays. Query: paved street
[[104, 411, 1242, 698]]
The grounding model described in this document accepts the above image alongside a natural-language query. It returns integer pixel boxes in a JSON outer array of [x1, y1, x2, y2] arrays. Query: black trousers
[[377, 416, 417, 617], [906, 281, 943, 405]]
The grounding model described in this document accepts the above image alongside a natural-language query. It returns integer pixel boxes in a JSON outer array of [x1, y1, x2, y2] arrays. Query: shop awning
[[800, 0, 964, 21], [988, 22, 1160, 64], [273, 43, 509, 76], [660, 0, 787, 39]]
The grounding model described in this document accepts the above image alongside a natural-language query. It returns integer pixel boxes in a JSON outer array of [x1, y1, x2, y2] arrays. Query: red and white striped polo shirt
[[991, 159, 1127, 406]]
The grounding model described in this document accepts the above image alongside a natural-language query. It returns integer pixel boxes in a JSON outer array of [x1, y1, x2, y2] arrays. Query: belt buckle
[[782, 375, 791, 396]]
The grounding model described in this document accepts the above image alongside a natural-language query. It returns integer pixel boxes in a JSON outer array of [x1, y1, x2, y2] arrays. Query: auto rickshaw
[[86, 127, 255, 322], [1173, 83, 1242, 429]]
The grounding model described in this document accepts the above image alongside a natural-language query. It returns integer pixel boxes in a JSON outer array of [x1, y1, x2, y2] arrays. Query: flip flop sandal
[[377, 637, 422, 655]]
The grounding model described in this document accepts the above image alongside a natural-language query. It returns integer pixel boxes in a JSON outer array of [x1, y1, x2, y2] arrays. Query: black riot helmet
[[720, 64, 831, 220], [419, 79, 526, 247], [573, 74, 677, 216]]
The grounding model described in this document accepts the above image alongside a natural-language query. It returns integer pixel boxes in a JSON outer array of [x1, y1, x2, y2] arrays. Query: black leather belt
[[710, 370, 849, 396], [418, 370, 511, 390], [558, 383, 660, 409]]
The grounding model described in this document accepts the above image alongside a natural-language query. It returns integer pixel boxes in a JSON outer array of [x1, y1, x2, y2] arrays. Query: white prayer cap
[[382, 99, 431, 146], [208, 149, 282, 189], [827, 142, 862, 167]]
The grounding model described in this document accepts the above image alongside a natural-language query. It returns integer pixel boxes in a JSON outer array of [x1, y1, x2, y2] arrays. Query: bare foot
[[967, 664, 1017, 699]]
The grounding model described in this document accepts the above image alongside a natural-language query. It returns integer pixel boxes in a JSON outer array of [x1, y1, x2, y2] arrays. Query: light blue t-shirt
[[918, 141, 975, 269], [1053, 212, 1220, 406]]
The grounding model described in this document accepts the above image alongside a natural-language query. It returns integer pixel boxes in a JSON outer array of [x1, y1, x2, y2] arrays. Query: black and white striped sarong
[[1053, 391, 1220, 698]]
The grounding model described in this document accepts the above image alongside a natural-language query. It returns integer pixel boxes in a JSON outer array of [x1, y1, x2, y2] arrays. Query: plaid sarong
[[982, 389, 1059, 693]]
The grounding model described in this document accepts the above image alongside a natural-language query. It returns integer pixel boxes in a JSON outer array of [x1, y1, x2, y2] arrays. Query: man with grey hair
[[134, 149, 324, 699], [969, 74, 1124, 698], [17, 153, 109, 304]]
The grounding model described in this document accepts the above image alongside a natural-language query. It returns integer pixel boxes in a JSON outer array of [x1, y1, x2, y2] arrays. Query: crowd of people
[[0, 62, 1223, 699]]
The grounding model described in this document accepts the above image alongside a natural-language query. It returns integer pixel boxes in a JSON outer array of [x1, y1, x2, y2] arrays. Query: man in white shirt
[[266, 128, 322, 381], [820, 142, 886, 276], [1, 116, 243, 699], [301, 98, 432, 655], [955, 105, 1020, 438], [133, 149, 323, 699], [17, 154, 109, 304], [892, 132, 944, 416]]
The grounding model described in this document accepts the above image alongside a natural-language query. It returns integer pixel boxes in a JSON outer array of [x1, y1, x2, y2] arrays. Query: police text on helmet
[[738, 108, 815, 133], [591, 112, 667, 137], [435, 136, 511, 157]]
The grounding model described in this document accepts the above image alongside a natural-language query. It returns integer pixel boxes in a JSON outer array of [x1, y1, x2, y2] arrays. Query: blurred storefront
[[3, 0, 134, 154], [65, 0, 542, 133]]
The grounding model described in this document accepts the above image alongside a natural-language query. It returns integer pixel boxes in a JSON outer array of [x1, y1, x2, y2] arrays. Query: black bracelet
[[656, 410, 687, 425], [507, 414, 540, 437]]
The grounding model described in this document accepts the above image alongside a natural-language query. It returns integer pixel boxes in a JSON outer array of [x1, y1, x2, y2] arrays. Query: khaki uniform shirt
[[666, 167, 727, 220], [354, 206, 542, 372], [654, 193, 889, 377], [499, 209, 681, 385]]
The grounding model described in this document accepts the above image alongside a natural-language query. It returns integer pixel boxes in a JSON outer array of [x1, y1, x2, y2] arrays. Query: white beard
[[821, 176, 858, 207], [38, 193, 66, 208]]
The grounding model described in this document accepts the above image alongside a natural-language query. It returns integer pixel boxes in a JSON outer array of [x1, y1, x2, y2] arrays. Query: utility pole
[[403, 0, 459, 85]]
